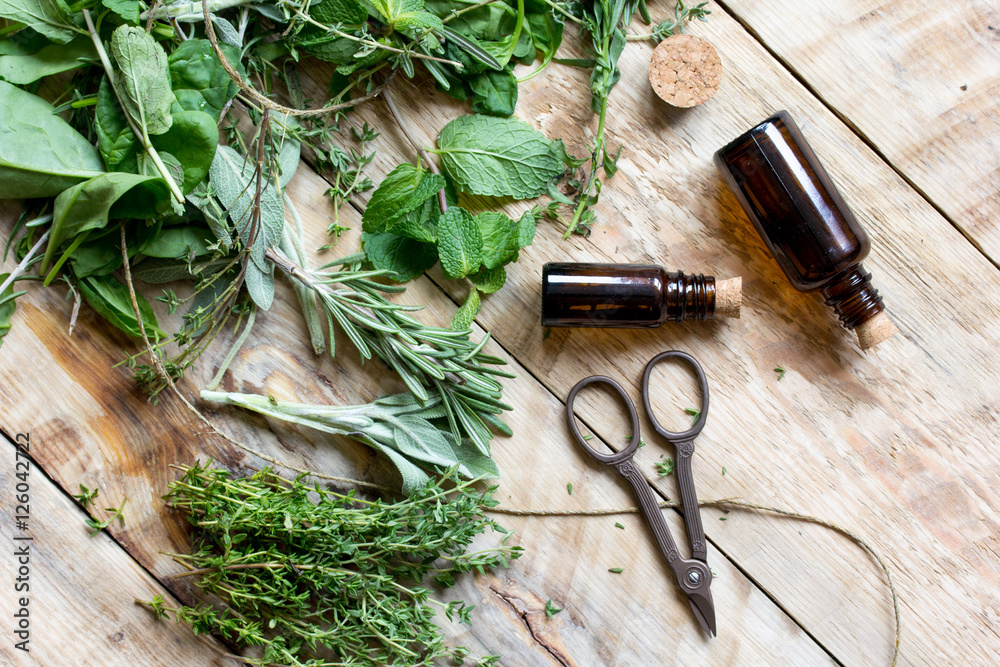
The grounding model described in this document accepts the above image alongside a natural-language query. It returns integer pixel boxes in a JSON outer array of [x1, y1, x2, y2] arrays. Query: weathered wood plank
[[0, 161, 833, 663], [0, 435, 235, 666], [283, 4, 1000, 665], [717, 0, 1000, 262]]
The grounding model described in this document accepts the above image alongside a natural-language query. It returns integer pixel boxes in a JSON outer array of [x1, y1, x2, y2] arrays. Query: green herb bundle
[[142, 462, 521, 666]]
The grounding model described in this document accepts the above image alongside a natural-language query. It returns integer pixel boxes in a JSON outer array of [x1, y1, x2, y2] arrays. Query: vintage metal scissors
[[566, 350, 717, 637]]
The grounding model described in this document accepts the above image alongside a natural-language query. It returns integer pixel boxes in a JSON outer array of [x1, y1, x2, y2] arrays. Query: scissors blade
[[687, 588, 717, 637]]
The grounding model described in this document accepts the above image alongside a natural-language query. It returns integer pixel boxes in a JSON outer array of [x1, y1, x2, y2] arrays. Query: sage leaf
[[0, 80, 104, 199], [0, 0, 78, 44], [469, 69, 517, 117], [451, 287, 480, 330], [0, 35, 96, 85], [437, 207, 482, 279], [110, 25, 174, 137], [363, 232, 438, 283], [435, 114, 562, 199], [361, 163, 445, 232], [78, 274, 165, 340], [43, 173, 172, 271], [95, 76, 137, 171], [167, 39, 242, 121], [208, 145, 284, 272], [243, 260, 275, 310], [150, 110, 219, 193]]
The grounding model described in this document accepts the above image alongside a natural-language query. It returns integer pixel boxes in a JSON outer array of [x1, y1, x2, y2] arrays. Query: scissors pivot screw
[[686, 570, 702, 585]]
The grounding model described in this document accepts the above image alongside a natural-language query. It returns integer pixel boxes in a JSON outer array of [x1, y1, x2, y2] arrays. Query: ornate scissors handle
[[641, 350, 710, 563]]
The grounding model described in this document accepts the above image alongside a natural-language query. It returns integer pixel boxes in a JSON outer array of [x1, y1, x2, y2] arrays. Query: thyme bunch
[[141, 462, 521, 666]]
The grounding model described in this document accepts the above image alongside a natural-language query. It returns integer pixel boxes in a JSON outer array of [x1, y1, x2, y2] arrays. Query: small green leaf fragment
[[615, 522, 625, 530], [544, 599, 562, 619], [608, 567, 624, 574], [566, 482, 572, 495], [774, 367, 786, 381]]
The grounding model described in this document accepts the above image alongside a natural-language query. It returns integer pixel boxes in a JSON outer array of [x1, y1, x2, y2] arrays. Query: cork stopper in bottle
[[714, 276, 741, 318], [856, 310, 897, 350], [648, 34, 722, 108]]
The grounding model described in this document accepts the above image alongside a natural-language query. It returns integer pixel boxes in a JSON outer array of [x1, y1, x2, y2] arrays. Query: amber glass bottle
[[541, 263, 740, 328], [714, 111, 896, 348]]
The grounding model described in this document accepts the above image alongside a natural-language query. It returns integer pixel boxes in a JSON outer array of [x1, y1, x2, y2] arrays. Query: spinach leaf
[[150, 110, 219, 193], [361, 162, 445, 233], [437, 206, 482, 279], [110, 25, 174, 137], [95, 75, 138, 171], [0, 80, 104, 199], [43, 173, 172, 271], [141, 226, 214, 259], [363, 232, 438, 282], [434, 114, 562, 199], [78, 274, 165, 340], [69, 219, 163, 278], [167, 39, 243, 121], [102, 0, 145, 24], [469, 68, 517, 117], [0, 0, 78, 43], [0, 35, 96, 85]]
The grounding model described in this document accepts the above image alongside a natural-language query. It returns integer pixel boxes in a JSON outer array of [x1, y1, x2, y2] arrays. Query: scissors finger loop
[[566, 375, 641, 465], [641, 350, 710, 442]]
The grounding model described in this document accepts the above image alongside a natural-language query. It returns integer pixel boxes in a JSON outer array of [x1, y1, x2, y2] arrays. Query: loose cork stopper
[[856, 310, 898, 350], [648, 34, 722, 108], [714, 276, 742, 318]]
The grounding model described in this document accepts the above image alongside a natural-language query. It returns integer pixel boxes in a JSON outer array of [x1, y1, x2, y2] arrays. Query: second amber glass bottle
[[714, 111, 896, 348]]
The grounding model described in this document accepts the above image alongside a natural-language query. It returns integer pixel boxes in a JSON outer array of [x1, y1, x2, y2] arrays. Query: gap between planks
[[712, 0, 1000, 273]]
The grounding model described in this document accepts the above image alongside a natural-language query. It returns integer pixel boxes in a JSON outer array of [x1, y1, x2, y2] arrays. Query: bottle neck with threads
[[820, 264, 885, 330]]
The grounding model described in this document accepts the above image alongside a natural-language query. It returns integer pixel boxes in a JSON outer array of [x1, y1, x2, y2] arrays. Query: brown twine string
[[200, 0, 396, 117], [490, 498, 901, 666]]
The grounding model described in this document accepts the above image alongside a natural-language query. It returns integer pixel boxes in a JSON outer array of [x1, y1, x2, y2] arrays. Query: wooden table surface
[[3, 1, 999, 665]]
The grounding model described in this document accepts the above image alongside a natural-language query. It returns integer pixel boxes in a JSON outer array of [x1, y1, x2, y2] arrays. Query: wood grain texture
[[0, 164, 832, 664], [0, 436, 235, 666], [717, 0, 1000, 262], [282, 4, 1000, 665], [1, 1, 999, 665]]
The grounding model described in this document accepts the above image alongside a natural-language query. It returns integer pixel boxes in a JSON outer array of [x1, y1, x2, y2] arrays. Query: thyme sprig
[[140, 462, 521, 666]]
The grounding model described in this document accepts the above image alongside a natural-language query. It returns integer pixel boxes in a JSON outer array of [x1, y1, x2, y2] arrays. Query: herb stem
[[563, 94, 609, 239], [0, 228, 49, 296]]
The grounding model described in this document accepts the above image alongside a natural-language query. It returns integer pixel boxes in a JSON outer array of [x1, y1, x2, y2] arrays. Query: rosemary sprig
[[139, 461, 522, 666], [266, 247, 515, 456]]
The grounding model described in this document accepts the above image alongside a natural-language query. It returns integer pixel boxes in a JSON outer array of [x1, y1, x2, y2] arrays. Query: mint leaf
[[435, 115, 563, 199], [452, 287, 480, 330], [310, 0, 367, 24], [476, 211, 518, 269], [437, 207, 482, 279], [516, 208, 538, 248], [471, 265, 506, 294], [102, 0, 144, 23], [362, 163, 445, 233], [384, 197, 438, 243], [363, 232, 438, 283]]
